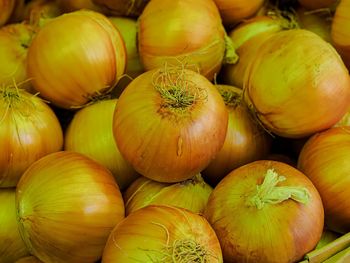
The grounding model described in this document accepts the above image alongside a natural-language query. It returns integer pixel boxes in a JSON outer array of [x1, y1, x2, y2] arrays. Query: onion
[[315, 230, 341, 249], [123, 174, 212, 215], [138, 0, 237, 81], [0, 86, 63, 187], [102, 205, 223, 262], [22, 0, 62, 25], [64, 99, 139, 190], [0, 23, 35, 93], [298, 127, 350, 233], [92, 0, 149, 17], [202, 85, 271, 185], [0, 0, 16, 26], [244, 29, 350, 138], [58, 0, 103, 13], [298, 0, 338, 10], [331, 0, 350, 68], [27, 10, 127, 109], [205, 160, 324, 263], [15, 256, 43, 263], [213, 0, 265, 26], [0, 189, 29, 263], [113, 67, 228, 183], [16, 151, 125, 263]]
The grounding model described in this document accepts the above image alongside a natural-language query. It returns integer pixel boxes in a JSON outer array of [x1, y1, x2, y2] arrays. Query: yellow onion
[[21, 0, 62, 26], [102, 205, 223, 262], [123, 174, 212, 215], [15, 256, 43, 263], [138, 0, 237, 81], [92, 0, 149, 17], [331, 0, 350, 68], [0, 189, 29, 263], [244, 29, 350, 138], [221, 15, 293, 88], [0, 86, 63, 187], [213, 0, 265, 26], [202, 85, 271, 185], [64, 99, 139, 190], [113, 67, 228, 183], [299, 0, 338, 10], [16, 151, 125, 263], [0, 0, 16, 26], [298, 127, 350, 233], [0, 23, 35, 93], [27, 10, 127, 109], [205, 160, 324, 263], [58, 0, 103, 13], [334, 109, 350, 126]]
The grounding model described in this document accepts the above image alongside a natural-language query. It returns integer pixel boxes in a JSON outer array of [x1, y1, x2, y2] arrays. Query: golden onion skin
[[205, 160, 324, 263], [14, 256, 43, 263], [244, 29, 350, 138], [27, 10, 126, 109], [92, 0, 149, 17], [16, 151, 125, 263], [0, 0, 16, 26], [0, 189, 29, 263]]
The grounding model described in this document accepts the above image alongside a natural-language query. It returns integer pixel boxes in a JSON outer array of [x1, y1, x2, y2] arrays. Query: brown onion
[[92, 0, 149, 17], [299, 0, 338, 10], [0, 0, 16, 26], [15, 256, 43, 263]]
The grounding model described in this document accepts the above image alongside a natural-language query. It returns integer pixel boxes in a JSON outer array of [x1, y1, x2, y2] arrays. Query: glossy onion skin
[[244, 29, 350, 138], [205, 160, 324, 263], [138, 0, 226, 80], [102, 205, 223, 262], [0, 189, 29, 263], [27, 10, 126, 109], [113, 69, 228, 183], [298, 127, 350, 234], [16, 151, 125, 263]]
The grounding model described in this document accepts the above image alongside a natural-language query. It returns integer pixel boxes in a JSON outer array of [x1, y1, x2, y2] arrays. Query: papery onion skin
[[244, 29, 350, 138], [213, 0, 264, 26], [204, 160, 324, 263], [0, 0, 16, 26], [92, 0, 149, 17], [0, 87, 63, 187], [27, 10, 127, 109], [123, 174, 212, 215], [102, 205, 223, 262], [15, 256, 43, 263], [331, 0, 350, 68], [298, 127, 350, 234], [64, 99, 139, 190], [299, 0, 338, 10], [16, 151, 125, 263], [138, 0, 227, 80], [0, 189, 29, 263], [203, 85, 271, 186], [113, 68, 228, 183]]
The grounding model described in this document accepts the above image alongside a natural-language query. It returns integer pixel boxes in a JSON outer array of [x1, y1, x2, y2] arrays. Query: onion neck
[[223, 34, 239, 64], [246, 169, 310, 209]]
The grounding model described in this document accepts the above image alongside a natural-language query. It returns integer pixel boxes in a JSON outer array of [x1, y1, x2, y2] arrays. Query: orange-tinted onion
[[213, 0, 264, 26], [244, 29, 350, 138], [16, 151, 125, 263], [138, 0, 233, 80], [203, 85, 271, 185], [113, 67, 228, 183], [0, 87, 63, 187], [331, 0, 350, 68], [64, 99, 139, 190], [0, 189, 29, 263], [298, 127, 350, 233], [123, 174, 212, 215], [27, 10, 127, 109], [299, 0, 338, 10], [0, 0, 16, 26], [205, 160, 324, 263], [102, 205, 223, 262], [15, 256, 43, 263], [92, 0, 149, 17]]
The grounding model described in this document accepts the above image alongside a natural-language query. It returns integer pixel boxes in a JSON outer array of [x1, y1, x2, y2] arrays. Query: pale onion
[[64, 99, 139, 190], [331, 0, 350, 68], [202, 85, 271, 185], [113, 67, 228, 183], [0, 23, 35, 93], [299, 0, 338, 10], [205, 160, 324, 263], [27, 10, 127, 109], [0, 0, 16, 26], [221, 15, 293, 88], [213, 0, 265, 26], [138, 0, 237, 81], [244, 29, 350, 138], [16, 151, 125, 263], [92, 0, 149, 17], [298, 127, 350, 233], [58, 0, 103, 13], [102, 205, 223, 262], [123, 174, 212, 215], [15, 256, 43, 263], [0, 86, 63, 187], [0, 189, 29, 263], [108, 16, 144, 95]]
